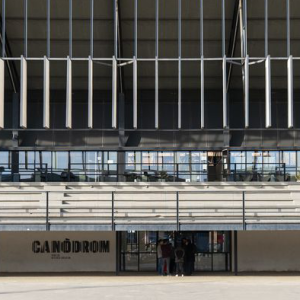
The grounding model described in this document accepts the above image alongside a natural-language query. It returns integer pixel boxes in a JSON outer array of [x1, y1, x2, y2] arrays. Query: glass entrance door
[[120, 231, 157, 272], [120, 231, 231, 272]]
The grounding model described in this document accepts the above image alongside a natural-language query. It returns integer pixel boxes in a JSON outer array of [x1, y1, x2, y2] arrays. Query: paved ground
[[0, 273, 300, 300]]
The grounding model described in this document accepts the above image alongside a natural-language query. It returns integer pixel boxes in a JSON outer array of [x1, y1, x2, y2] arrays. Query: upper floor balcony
[[0, 149, 298, 183]]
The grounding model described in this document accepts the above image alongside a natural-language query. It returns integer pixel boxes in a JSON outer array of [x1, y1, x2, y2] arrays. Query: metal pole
[[245, 55, 249, 128], [223, 56, 227, 128], [24, 0, 28, 58], [88, 56, 93, 128], [155, 0, 159, 129], [178, 0, 182, 129], [2, 0, 5, 57], [200, 0, 204, 128], [243, 0, 247, 55], [265, 55, 271, 128], [69, 0, 72, 58], [201, 56, 205, 128], [43, 56, 50, 129], [134, 0, 138, 58], [114, 0, 118, 58], [288, 55, 293, 128], [287, 0, 290, 57], [47, 0, 51, 58], [66, 56, 72, 128], [20, 56, 27, 128], [200, 0, 204, 57], [156, 0, 159, 58], [222, 0, 227, 128], [133, 0, 138, 129], [90, 0, 94, 58], [265, 0, 268, 57], [155, 56, 159, 129], [0, 59, 4, 129], [133, 57, 137, 129], [222, 0, 226, 57], [112, 56, 117, 128]]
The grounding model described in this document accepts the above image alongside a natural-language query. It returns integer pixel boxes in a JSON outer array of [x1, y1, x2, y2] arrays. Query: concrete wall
[[0, 232, 116, 273], [238, 231, 300, 272]]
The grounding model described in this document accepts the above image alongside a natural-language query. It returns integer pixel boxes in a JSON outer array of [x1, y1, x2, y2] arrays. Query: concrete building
[[0, 0, 300, 274]]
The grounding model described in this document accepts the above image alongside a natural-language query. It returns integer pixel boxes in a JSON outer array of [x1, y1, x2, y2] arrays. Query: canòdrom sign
[[0, 232, 116, 272], [32, 239, 110, 254]]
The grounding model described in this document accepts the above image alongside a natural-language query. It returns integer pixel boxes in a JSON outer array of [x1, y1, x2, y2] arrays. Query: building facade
[[0, 0, 300, 273]]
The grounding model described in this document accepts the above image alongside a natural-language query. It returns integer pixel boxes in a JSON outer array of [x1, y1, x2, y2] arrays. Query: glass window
[[158, 152, 174, 172], [246, 151, 263, 173], [0, 151, 10, 167], [70, 151, 84, 170], [263, 151, 279, 164], [230, 151, 245, 170], [41, 151, 51, 168], [176, 152, 190, 182], [282, 151, 296, 167], [283, 151, 297, 181], [262, 151, 279, 176], [85, 151, 98, 168], [0, 151, 11, 182], [52, 152, 69, 180], [103, 152, 117, 182], [191, 151, 207, 182]]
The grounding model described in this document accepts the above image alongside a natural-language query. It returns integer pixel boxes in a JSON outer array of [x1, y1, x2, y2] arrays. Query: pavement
[[0, 273, 300, 300]]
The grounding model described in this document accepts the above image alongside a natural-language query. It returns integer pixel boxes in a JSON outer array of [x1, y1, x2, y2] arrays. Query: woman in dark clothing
[[184, 239, 196, 275]]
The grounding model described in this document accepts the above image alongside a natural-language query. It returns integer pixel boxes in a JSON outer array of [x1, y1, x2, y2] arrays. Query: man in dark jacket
[[161, 239, 172, 275], [184, 239, 196, 275]]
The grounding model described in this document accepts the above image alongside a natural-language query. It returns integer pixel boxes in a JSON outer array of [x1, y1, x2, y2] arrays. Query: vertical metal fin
[[155, 0, 159, 129], [88, 56, 93, 129], [66, 56, 72, 129], [245, 55, 249, 128], [178, 58, 181, 129], [0, 59, 4, 129], [112, 56, 117, 129], [288, 55, 293, 128], [2, 0, 6, 57], [200, 56, 205, 129], [20, 56, 27, 128], [43, 56, 50, 129], [222, 56, 227, 128], [265, 55, 271, 128], [155, 56, 159, 129], [178, 0, 181, 129], [133, 57, 138, 129]]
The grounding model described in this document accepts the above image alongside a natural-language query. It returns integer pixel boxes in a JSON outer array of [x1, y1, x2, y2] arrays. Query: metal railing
[[0, 162, 291, 182], [0, 163, 48, 182], [0, 188, 299, 231]]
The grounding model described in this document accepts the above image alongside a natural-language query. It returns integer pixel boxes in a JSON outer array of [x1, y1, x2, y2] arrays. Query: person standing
[[184, 239, 196, 275], [161, 239, 172, 275], [157, 239, 163, 275], [175, 245, 185, 277]]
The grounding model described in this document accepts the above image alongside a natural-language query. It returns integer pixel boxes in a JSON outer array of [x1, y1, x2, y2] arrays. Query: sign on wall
[[0, 232, 116, 272]]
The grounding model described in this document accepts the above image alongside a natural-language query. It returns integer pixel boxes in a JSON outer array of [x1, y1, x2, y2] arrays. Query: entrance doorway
[[120, 231, 231, 272]]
